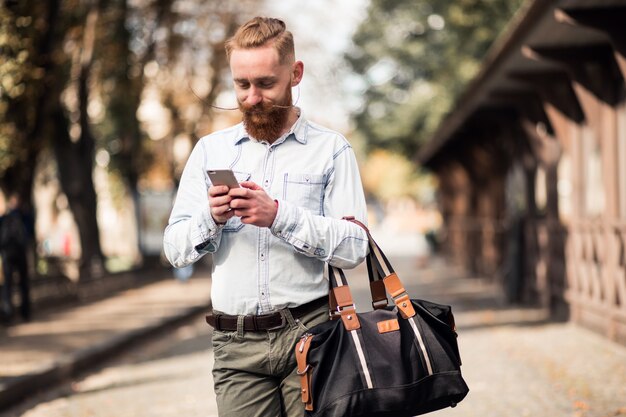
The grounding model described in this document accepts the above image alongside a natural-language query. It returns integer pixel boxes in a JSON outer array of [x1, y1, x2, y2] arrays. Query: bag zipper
[[299, 333, 312, 353]]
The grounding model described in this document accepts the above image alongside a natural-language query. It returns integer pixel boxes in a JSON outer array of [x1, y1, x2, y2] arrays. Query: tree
[[1, 0, 258, 278], [0, 0, 60, 209], [346, 0, 523, 158]]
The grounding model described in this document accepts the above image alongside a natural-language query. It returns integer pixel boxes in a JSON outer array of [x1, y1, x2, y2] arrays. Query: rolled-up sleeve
[[270, 143, 368, 269], [163, 140, 224, 267]]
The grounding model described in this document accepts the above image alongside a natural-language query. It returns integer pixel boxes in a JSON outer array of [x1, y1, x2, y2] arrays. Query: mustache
[[240, 102, 271, 114], [240, 102, 293, 113]]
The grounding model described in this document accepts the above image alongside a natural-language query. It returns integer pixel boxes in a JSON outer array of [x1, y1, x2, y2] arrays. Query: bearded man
[[163, 17, 368, 417]]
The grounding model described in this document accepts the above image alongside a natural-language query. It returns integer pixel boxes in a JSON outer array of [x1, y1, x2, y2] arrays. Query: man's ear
[[291, 61, 304, 86]]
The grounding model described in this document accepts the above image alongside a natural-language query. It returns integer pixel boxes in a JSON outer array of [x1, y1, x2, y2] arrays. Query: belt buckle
[[266, 311, 287, 331]]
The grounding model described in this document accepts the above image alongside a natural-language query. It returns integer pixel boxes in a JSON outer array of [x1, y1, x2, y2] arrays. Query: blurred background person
[[0, 194, 33, 323]]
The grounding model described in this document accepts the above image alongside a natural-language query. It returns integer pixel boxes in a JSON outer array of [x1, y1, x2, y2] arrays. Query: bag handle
[[326, 217, 416, 325], [342, 217, 391, 310], [362, 227, 416, 318], [325, 263, 361, 330]]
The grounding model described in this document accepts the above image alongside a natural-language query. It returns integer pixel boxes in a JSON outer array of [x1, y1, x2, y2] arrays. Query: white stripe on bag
[[329, 265, 373, 388], [409, 317, 434, 376], [351, 330, 374, 389]]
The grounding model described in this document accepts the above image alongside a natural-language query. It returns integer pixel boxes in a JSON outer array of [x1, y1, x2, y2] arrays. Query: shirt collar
[[233, 107, 308, 145]]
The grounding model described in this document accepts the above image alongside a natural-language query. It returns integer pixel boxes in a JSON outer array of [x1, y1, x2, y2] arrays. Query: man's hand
[[228, 181, 278, 228], [208, 185, 235, 224]]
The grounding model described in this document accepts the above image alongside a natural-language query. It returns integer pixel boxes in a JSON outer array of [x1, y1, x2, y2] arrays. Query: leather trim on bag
[[383, 274, 416, 318], [332, 286, 353, 307], [383, 273, 405, 298], [295, 334, 314, 411], [332, 286, 361, 330], [370, 280, 388, 309], [394, 294, 416, 319], [377, 319, 400, 334], [340, 307, 360, 330]]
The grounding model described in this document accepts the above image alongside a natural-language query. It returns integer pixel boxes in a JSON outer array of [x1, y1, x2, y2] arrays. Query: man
[[0, 194, 31, 323], [163, 16, 368, 417]]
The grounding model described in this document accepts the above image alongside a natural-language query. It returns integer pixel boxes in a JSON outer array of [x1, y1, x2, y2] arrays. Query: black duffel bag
[[295, 219, 469, 417]]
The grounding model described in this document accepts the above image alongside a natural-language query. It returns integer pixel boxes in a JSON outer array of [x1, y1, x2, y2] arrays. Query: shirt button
[[260, 253, 265, 260]]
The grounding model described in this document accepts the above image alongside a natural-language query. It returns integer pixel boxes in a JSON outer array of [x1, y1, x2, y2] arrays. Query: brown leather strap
[[332, 285, 353, 307], [342, 216, 416, 319], [331, 285, 360, 330], [383, 273, 416, 319], [295, 334, 314, 411], [325, 262, 361, 330], [370, 279, 388, 310]]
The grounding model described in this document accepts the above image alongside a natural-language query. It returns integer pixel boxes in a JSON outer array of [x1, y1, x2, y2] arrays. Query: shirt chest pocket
[[223, 170, 251, 233], [282, 173, 327, 215]]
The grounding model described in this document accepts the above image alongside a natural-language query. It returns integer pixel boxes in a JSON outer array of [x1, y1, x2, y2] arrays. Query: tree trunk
[[50, 1, 105, 279], [50, 103, 104, 279]]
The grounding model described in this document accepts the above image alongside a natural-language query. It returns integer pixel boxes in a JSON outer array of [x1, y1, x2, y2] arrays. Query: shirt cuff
[[193, 208, 224, 253], [270, 199, 297, 240], [270, 199, 327, 257]]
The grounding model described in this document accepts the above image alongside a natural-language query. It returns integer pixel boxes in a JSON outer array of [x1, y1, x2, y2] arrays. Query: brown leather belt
[[205, 296, 328, 332]]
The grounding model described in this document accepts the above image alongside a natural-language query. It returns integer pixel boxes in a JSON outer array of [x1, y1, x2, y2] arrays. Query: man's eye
[[259, 82, 274, 88], [237, 82, 250, 89]]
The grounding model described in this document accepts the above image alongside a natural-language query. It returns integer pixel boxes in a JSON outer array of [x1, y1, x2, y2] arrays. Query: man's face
[[230, 45, 299, 142]]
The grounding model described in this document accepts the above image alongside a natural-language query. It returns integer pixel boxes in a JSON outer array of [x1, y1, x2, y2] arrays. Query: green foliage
[[347, 0, 523, 158], [0, 3, 40, 173]]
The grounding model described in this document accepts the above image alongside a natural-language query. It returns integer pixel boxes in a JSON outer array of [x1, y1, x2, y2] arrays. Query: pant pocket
[[211, 329, 236, 354], [295, 304, 329, 332]]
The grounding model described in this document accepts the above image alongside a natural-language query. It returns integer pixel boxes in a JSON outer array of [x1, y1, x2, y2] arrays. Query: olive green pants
[[211, 304, 328, 417]]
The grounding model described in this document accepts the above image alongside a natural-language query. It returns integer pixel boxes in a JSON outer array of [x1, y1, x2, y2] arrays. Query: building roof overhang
[[417, 0, 626, 168]]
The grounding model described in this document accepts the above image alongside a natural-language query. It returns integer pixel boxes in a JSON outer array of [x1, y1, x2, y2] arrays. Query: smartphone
[[207, 169, 240, 188]]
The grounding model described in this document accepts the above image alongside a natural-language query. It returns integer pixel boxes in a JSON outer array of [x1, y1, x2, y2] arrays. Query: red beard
[[240, 88, 292, 142]]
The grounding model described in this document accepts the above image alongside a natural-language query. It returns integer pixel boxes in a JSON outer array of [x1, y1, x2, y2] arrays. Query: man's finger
[[228, 187, 251, 199], [213, 205, 235, 216], [240, 215, 253, 224], [210, 194, 232, 207], [239, 181, 263, 191], [209, 185, 230, 197], [229, 198, 251, 209]]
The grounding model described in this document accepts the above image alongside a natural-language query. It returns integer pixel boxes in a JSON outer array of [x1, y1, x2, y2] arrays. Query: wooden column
[[435, 160, 471, 265], [619, 101, 626, 219]]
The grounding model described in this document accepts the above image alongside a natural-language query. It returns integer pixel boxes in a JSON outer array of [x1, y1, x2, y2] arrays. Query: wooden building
[[418, 0, 626, 344]]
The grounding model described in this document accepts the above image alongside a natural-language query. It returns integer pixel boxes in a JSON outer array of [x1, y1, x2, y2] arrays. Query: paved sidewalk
[[2, 226, 626, 417], [0, 270, 212, 411], [368, 255, 626, 417]]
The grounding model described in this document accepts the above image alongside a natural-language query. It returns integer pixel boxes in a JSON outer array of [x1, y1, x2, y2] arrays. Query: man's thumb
[[239, 181, 262, 190]]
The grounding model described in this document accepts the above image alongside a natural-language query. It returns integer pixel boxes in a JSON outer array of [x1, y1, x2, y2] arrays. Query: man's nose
[[245, 86, 263, 106]]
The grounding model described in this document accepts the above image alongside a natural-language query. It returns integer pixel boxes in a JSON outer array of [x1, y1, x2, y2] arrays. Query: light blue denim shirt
[[163, 110, 368, 315]]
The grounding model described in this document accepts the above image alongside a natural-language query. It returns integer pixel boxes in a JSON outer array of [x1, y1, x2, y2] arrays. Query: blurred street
[[1, 228, 625, 417]]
